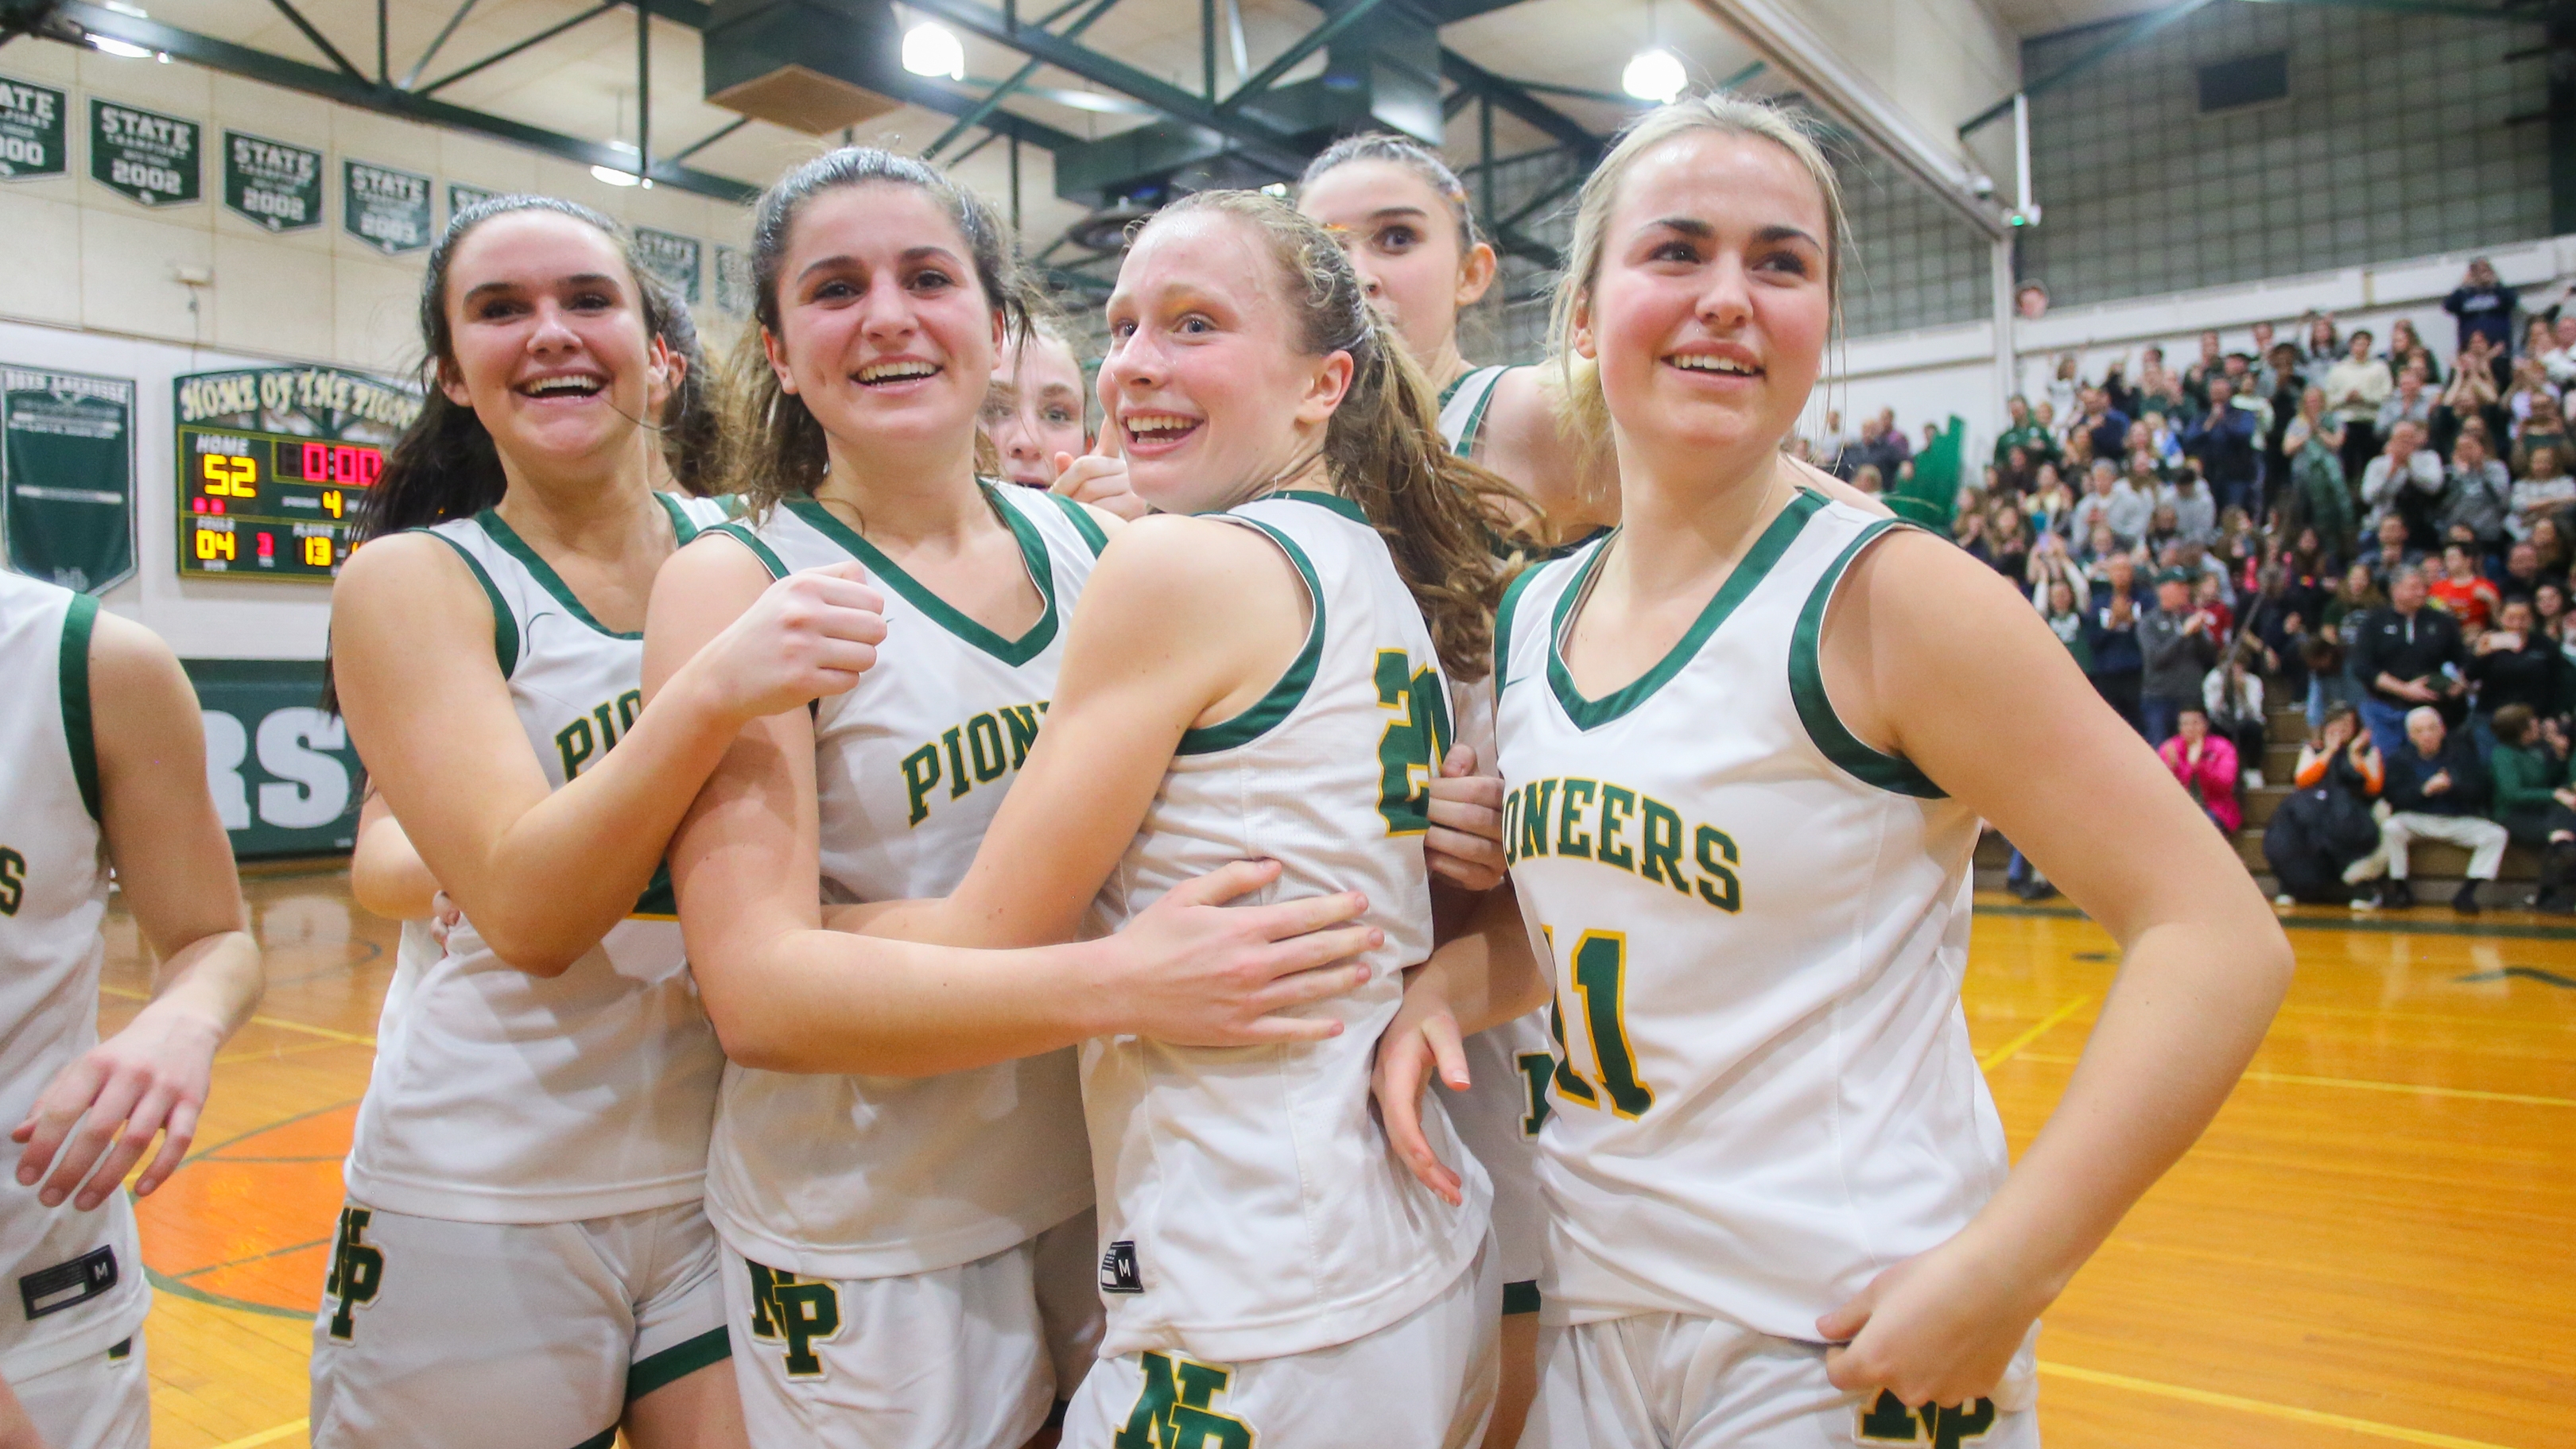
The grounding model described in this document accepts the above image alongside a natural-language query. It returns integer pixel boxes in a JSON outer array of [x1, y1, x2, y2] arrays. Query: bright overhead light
[[87, 33, 153, 59], [902, 22, 966, 81], [1622, 48, 1687, 104], [591, 165, 641, 187]]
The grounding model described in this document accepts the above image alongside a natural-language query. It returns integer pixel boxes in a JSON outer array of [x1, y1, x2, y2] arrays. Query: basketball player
[[1375, 96, 2293, 1447], [646, 149, 1412, 1449], [984, 322, 1149, 519], [824, 190, 1521, 1446], [317, 194, 892, 1449], [0, 574, 263, 1449]]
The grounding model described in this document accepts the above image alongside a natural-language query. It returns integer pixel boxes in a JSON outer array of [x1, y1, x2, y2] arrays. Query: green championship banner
[[1, 366, 136, 594], [223, 130, 322, 232], [185, 658, 361, 859], [343, 159, 431, 254], [635, 227, 701, 305], [0, 74, 66, 180], [90, 99, 199, 207], [714, 244, 752, 316], [447, 180, 500, 222], [174, 364, 421, 582]]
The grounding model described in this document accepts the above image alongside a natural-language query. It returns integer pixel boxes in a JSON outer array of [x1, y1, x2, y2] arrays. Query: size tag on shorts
[[19, 1246, 117, 1321], [1100, 1240, 1143, 1293]]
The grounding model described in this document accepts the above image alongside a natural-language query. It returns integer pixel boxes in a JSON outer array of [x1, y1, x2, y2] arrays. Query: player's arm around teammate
[[0, 599, 262, 1449]]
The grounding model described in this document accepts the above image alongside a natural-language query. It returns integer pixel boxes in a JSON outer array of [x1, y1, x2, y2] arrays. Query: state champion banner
[[1, 366, 136, 595], [0, 73, 67, 181]]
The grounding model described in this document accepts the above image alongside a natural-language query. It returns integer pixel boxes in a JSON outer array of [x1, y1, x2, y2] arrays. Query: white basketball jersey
[[1083, 490, 1489, 1364], [1494, 492, 2010, 1337], [0, 574, 147, 1378], [342, 493, 731, 1223], [702, 484, 1101, 1279], [1437, 364, 1558, 1292]]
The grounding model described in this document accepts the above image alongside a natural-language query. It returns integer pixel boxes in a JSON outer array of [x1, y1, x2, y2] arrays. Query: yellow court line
[[2015, 1053, 2576, 1108], [208, 1420, 308, 1449], [2040, 1362, 2523, 1449], [1978, 994, 2093, 1071], [98, 986, 375, 1048], [213, 1039, 355, 1067]]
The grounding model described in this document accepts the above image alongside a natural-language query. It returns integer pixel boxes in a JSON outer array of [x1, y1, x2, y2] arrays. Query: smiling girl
[[645, 152, 1403, 1449], [826, 188, 1522, 1443], [316, 196, 888, 1449], [1375, 96, 2291, 1447]]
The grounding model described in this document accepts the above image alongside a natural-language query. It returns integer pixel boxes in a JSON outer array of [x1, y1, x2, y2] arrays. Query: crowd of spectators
[[1845, 259, 2576, 914]]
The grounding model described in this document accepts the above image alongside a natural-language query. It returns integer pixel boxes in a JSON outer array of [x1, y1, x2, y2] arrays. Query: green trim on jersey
[[1545, 490, 1826, 730], [1273, 489, 1371, 528], [58, 592, 100, 823], [705, 521, 789, 580], [475, 508, 645, 641], [784, 488, 1061, 666], [416, 530, 522, 680], [626, 1324, 730, 1401], [1789, 519, 1946, 800], [1049, 493, 1110, 556], [654, 490, 705, 545], [1446, 365, 1512, 459], [1501, 1279, 1542, 1315], [1176, 518, 1325, 756], [1491, 551, 1553, 692]]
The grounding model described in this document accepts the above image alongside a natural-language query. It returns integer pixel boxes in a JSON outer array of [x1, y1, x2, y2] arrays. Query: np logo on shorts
[[324, 1208, 382, 1340], [744, 1261, 840, 1377], [1856, 1392, 1997, 1448], [1115, 1351, 1252, 1448]]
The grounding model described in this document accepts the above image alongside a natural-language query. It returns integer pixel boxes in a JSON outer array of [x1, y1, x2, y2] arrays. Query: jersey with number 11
[[1495, 491, 2009, 1340]]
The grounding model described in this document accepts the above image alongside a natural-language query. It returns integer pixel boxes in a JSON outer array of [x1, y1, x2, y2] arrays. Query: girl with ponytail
[[317, 194, 886, 1448]]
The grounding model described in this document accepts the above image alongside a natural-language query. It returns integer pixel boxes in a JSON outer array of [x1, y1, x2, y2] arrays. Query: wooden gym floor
[[102, 866, 2573, 1449]]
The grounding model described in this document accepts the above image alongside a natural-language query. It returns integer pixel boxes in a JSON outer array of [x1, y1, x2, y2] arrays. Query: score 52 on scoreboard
[[175, 365, 420, 581]]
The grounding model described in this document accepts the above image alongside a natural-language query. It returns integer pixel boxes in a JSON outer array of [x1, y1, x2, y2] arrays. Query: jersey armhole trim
[[1176, 518, 1326, 756], [1047, 491, 1110, 556], [59, 592, 101, 823], [1788, 520, 1948, 800], [1492, 556, 1549, 692], [413, 529, 521, 680], [655, 490, 702, 545], [703, 521, 790, 581]]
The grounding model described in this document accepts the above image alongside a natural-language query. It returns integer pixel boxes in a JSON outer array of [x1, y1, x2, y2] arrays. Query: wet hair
[[1138, 189, 1528, 680], [1548, 94, 1848, 463], [324, 196, 676, 714], [1298, 132, 1486, 252], [642, 273, 724, 497], [723, 146, 1039, 511]]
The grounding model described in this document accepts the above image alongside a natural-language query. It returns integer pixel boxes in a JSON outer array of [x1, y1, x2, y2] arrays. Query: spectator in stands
[[2086, 553, 2147, 730], [2349, 564, 2467, 761], [2140, 567, 2221, 744], [2378, 366, 2435, 439], [2431, 542, 2502, 633], [2160, 707, 2243, 833], [2027, 463, 2076, 536], [2282, 385, 2354, 556], [2039, 575, 2090, 668], [2380, 705, 2505, 913], [1819, 409, 1855, 471], [2070, 459, 2143, 548], [2468, 596, 2561, 747], [2523, 724, 2576, 913], [2361, 420, 2445, 545], [2328, 328, 2395, 484], [2435, 334, 2507, 455], [1996, 395, 2056, 473], [2497, 537, 2548, 600], [1851, 463, 1884, 496], [2192, 572, 2235, 640], [2205, 641, 2269, 788], [2077, 521, 2124, 581], [2365, 514, 2418, 588], [2516, 394, 2572, 478], [2257, 336, 2302, 403], [2524, 316, 2556, 364], [2485, 707, 2566, 892], [2442, 431, 2512, 559], [2159, 459, 2218, 544], [1876, 408, 1911, 466], [2244, 561, 2309, 699], [2544, 315, 2576, 389], [2185, 376, 2263, 517], [2510, 444, 2575, 540], [2531, 514, 2573, 579], [2267, 704, 2386, 906], [2303, 312, 2343, 373], [2141, 502, 2183, 560], [2077, 386, 2132, 464], [2443, 258, 2518, 352], [2182, 331, 2223, 411]]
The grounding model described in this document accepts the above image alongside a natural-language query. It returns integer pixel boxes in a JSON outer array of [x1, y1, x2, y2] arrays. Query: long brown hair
[[1143, 190, 1526, 681], [722, 146, 1039, 513]]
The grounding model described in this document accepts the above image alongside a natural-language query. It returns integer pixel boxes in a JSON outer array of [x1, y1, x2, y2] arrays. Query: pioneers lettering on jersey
[[900, 699, 1048, 826], [1503, 774, 1744, 913], [0, 847, 23, 915], [555, 689, 642, 780]]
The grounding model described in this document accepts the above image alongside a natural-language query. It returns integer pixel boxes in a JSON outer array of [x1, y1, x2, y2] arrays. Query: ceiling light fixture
[[87, 33, 153, 59], [1622, 48, 1686, 104], [902, 22, 966, 81]]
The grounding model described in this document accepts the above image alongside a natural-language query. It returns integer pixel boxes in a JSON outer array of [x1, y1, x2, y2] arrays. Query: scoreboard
[[179, 428, 381, 579], [173, 365, 418, 583]]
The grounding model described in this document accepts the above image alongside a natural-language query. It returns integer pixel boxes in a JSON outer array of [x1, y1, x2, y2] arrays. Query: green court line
[[147, 1265, 308, 1321]]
